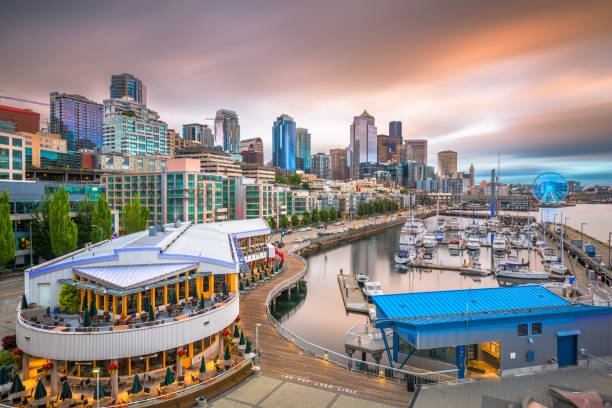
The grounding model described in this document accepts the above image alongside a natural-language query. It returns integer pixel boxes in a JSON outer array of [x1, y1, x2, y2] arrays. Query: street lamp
[[92, 225, 103, 242], [580, 222, 587, 250], [253, 323, 262, 372], [92, 367, 100, 408], [608, 232, 611, 271]]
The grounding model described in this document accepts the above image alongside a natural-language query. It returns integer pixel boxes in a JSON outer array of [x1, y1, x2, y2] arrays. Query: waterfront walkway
[[239, 251, 412, 407]]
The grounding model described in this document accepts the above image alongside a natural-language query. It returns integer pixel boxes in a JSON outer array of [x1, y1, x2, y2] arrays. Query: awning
[[556, 330, 581, 337], [73, 263, 199, 290]]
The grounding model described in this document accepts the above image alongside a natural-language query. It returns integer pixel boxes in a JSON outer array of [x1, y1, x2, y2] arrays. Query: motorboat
[[401, 219, 426, 247], [466, 237, 481, 251], [362, 281, 383, 300], [355, 274, 369, 288], [449, 218, 461, 230], [394, 248, 416, 264], [510, 236, 528, 248], [495, 268, 549, 280], [548, 262, 568, 275], [436, 218, 446, 232], [535, 239, 546, 249], [423, 233, 437, 249], [541, 247, 557, 263], [435, 230, 444, 242], [478, 225, 488, 235], [448, 238, 461, 251], [460, 261, 490, 276], [499, 255, 529, 268], [493, 236, 506, 252]]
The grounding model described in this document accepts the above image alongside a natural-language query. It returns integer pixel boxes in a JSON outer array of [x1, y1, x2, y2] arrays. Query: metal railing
[[231, 235, 251, 276], [581, 350, 612, 374], [264, 254, 460, 385]]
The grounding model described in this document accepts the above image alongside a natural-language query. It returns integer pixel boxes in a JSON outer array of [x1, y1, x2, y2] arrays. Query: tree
[[266, 216, 276, 229], [274, 175, 289, 184], [0, 189, 15, 265], [291, 214, 300, 228], [49, 187, 78, 257], [301, 182, 310, 189], [120, 195, 150, 235], [311, 208, 320, 224], [320, 209, 328, 223], [31, 191, 53, 260], [329, 207, 337, 222], [301, 212, 310, 226], [58, 284, 80, 314], [75, 194, 95, 248], [91, 194, 112, 243], [280, 215, 289, 229], [289, 173, 301, 185]]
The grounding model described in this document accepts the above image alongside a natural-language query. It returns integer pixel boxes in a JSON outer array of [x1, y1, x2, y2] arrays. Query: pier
[[336, 273, 375, 315]]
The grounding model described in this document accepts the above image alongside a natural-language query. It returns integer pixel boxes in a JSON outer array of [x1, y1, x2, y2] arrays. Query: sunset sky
[[2, 0, 612, 183]]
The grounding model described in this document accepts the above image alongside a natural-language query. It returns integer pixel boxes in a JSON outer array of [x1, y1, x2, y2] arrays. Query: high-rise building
[[404, 139, 427, 165], [110, 73, 146, 105], [183, 123, 214, 146], [469, 163, 475, 187], [102, 97, 168, 156], [376, 134, 399, 163], [49, 92, 103, 151], [239, 137, 264, 164], [389, 121, 402, 144], [272, 114, 296, 171], [311, 152, 331, 179], [214, 109, 240, 153], [330, 148, 349, 180], [399, 144, 413, 162], [0, 105, 40, 133], [349, 110, 377, 178], [174, 145, 242, 177], [168, 128, 200, 156], [437, 150, 457, 179], [295, 128, 311, 172]]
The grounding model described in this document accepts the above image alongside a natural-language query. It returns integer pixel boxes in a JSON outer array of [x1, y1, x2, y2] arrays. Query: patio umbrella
[[147, 303, 155, 321], [259, 273, 263, 281], [233, 325, 240, 338], [33, 379, 47, 400], [222, 282, 227, 296], [59, 380, 72, 401], [199, 357, 206, 374], [162, 367, 174, 386], [224, 345, 231, 361], [170, 291, 178, 305], [82, 308, 91, 327], [0, 367, 7, 385], [10, 374, 25, 393], [20, 294, 28, 310], [239, 331, 245, 346], [239, 281, 244, 291], [93, 380, 105, 400], [198, 294, 204, 309], [89, 298, 97, 318], [131, 374, 142, 394], [245, 340, 252, 354]]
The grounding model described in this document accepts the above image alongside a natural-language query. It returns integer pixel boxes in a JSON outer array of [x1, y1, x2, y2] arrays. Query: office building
[[377, 134, 399, 163], [214, 109, 240, 153], [109, 73, 146, 105], [311, 152, 331, 180], [168, 129, 200, 156], [102, 97, 168, 156], [19, 131, 81, 169], [240, 163, 275, 183], [0, 105, 40, 133], [349, 110, 377, 178], [438, 150, 458, 179], [272, 114, 296, 171], [96, 152, 166, 173], [330, 148, 349, 180], [469, 163, 475, 187], [239, 137, 264, 165], [0, 131, 25, 180], [399, 144, 413, 162], [182, 123, 213, 148], [404, 139, 428, 165], [389, 121, 402, 145], [174, 145, 242, 177], [295, 128, 311, 172], [49, 92, 103, 151]]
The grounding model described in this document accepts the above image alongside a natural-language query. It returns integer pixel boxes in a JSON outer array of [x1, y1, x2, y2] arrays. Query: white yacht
[[436, 218, 446, 232], [401, 219, 426, 247], [449, 218, 461, 230], [448, 238, 461, 251], [478, 225, 488, 235], [466, 236, 481, 251], [460, 261, 490, 276], [493, 236, 506, 252], [541, 247, 557, 263], [394, 248, 416, 264], [423, 233, 437, 249], [496, 268, 549, 280], [548, 262, 568, 275], [363, 281, 384, 300]]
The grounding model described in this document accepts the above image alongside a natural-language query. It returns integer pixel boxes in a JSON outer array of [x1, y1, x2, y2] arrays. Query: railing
[[232, 235, 251, 276], [264, 254, 460, 385], [581, 350, 612, 374], [345, 323, 391, 352]]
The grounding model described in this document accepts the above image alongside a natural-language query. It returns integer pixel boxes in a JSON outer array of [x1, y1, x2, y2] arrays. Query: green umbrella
[[233, 324, 240, 338], [162, 367, 174, 386], [10, 374, 25, 393], [199, 357, 206, 373], [82, 298, 87, 312], [131, 374, 143, 394], [82, 308, 91, 327], [93, 379, 105, 400], [0, 367, 7, 385], [148, 303, 155, 321], [20, 295, 28, 310], [198, 294, 204, 309], [245, 340, 252, 354], [170, 291, 178, 305], [224, 345, 231, 361], [259, 273, 263, 281], [89, 298, 97, 318], [239, 331, 245, 346], [59, 380, 72, 401], [239, 281, 244, 291], [34, 379, 47, 400], [222, 281, 227, 296]]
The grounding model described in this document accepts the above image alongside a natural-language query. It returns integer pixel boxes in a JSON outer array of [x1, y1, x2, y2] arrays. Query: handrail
[[581, 350, 612, 373], [264, 253, 460, 385], [17, 292, 238, 335]]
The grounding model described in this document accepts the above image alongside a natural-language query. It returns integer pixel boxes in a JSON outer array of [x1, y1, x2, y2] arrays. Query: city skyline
[[2, 0, 612, 183]]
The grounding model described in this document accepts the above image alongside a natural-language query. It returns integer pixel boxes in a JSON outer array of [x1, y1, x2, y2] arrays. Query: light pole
[[92, 224, 103, 242], [253, 323, 261, 371], [608, 232, 611, 270], [92, 367, 100, 408], [580, 222, 587, 250]]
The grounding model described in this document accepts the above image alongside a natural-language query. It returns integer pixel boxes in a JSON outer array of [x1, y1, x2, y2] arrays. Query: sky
[[1, 0, 612, 184]]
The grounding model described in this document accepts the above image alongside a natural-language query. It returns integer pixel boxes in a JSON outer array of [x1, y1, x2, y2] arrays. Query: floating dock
[[337, 274, 375, 315]]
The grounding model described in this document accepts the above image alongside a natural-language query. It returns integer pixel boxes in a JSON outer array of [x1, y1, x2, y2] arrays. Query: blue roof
[[372, 285, 612, 328]]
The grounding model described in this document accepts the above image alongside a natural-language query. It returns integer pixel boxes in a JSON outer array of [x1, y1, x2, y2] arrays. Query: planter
[[196, 396, 207, 407]]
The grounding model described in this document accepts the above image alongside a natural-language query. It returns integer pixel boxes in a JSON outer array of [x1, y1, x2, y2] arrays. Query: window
[[532, 323, 542, 335], [0, 148, 8, 169], [0, 136, 8, 146], [518, 324, 528, 336], [12, 138, 22, 147]]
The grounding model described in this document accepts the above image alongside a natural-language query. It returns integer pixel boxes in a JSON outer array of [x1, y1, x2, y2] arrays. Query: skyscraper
[[376, 134, 399, 163], [239, 137, 264, 164], [182, 123, 213, 147], [311, 152, 331, 179], [50, 92, 103, 151], [404, 139, 428, 165], [437, 150, 457, 178], [272, 114, 296, 171], [330, 148, 349, 180], [214, 109, 240, 153], [295, 128, 311, 172], [469, 163, 475, 187], [110, 73, 146, 105], [389, 121, 402, 144], [103, 97, 167, 156], [349, 110, 377, 178]]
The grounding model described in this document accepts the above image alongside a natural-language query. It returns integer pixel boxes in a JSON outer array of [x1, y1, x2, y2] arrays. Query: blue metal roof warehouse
[[372, 285, 612, 378]]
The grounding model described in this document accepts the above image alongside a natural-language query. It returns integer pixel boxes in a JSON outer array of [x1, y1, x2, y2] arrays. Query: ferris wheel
[[532, 172, 568, 204]]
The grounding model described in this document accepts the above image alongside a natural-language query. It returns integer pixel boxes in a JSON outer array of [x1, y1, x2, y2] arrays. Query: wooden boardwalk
[[337, 273, 374, 315], [239, 252, 413, 407]]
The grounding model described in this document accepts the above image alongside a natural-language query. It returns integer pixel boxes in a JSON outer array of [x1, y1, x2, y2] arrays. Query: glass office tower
[[295, 127, 311, 172], [110, 73, 146, 105], [272, 114, 296, 171], [49, 92, 103, 151]]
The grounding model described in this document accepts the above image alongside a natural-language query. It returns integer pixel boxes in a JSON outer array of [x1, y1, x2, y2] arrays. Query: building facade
[[389, 121, 402, 145], [239, 137, 264, 165], [19, 131, 82, 169], [0, 131, 25, 180], [330, 148, 349, 180], [110, 73, 146, 105], [405, 139, 428, 165], [311, 152, 331, 180], [272, 114, 296, 171], [377, 134, 399, 163], [0, 105, 40, 133], [438, 150, 458, 179], [96, 152, 166, 173], [183, 123, 213, 147], [240, 163, 275, 183], [103, 97, 168, 156], [214, 109, 240, 153], [50, 92, 103, 151], [174, 146, 242, 178], [295, 128, 311, 172], [349, 110, 377, 178]]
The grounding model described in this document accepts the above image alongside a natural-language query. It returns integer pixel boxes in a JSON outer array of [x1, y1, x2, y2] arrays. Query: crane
[[0, 95, 49, 107]]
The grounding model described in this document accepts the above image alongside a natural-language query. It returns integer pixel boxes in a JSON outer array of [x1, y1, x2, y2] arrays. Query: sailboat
[[549, 215, 568, 275], [496, 236, 549, 280]]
